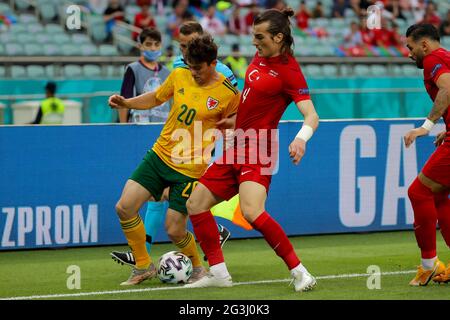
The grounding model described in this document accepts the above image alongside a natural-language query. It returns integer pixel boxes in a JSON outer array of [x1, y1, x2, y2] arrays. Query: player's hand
[[404, 127, 428, 148], [215, 117, 235, 129], [289, 138, 306, 165], [108, 95, 128, 109], [434, 130, 446, 147]]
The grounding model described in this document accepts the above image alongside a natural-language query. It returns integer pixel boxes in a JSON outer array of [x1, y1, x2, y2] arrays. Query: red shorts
[[199, 161, 273, 201], [421, 142, 450, 187]]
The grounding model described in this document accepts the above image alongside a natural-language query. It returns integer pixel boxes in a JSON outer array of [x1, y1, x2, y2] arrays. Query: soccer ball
[[157, 251, 193, 284]]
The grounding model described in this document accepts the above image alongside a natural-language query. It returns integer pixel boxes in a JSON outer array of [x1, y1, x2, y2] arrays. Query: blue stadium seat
[[27, 23, 45, 33], [5, 43, 24, 56], [0, 66, 5, 78], [17, 33, 36, 44], [24, 44, 45, 55], [11, 65, 27, 78], [53, 33, 72, 44], [37, 0, 58, 22], [83, 64, 102, 77], [43, 44, 61, 55], [0, 3, 13, 15], [19, 14, 38, 24], [80, 44, 98, 56], [45, 24, 64, 34], [14, 0, 31, 11], [26, 65, 46, 78], [322, 64, 338, 77], [9, 24, 27, 33], [354, 64, 371, 77], [63, 64, 83, 78], [99, 44, 119, 56], [71, 33, 91, 45], [370, 64, 388, 77], [0, 44, 4, 56], [45, 64, 56, 78], [36, 33, 52, 44], [61, 44, 82, 56], [402, 65, 421, 77], [304, 64, 322, 77]]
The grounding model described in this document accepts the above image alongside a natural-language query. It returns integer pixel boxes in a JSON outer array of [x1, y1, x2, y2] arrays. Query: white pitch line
[[1, 270, 416, 300]]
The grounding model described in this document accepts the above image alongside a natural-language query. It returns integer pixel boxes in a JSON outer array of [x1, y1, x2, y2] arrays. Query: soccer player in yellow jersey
[[108, 34, 240, 285]]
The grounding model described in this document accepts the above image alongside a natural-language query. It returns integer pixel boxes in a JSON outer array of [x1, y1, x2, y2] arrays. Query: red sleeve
[[283, 65, 311, 103], [423, 53, 450, 84]]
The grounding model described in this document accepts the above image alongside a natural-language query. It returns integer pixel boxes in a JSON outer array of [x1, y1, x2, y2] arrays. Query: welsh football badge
[[206, 96, 219, 110]]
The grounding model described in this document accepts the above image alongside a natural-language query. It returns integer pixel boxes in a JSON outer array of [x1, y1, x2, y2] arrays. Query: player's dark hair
[[179, 21, 204, 36], [406, 23, 440, 43], [253, 8, 295, 57], [185, 34, 217, 65], [139, 27, 161, 44]]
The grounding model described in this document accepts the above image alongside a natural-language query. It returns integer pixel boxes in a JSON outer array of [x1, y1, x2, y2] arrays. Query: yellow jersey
[[152, 67, 240, 178]]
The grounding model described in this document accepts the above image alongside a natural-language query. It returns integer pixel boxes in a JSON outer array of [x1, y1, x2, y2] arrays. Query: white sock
[[210, 263, 230, 278], [291, 263, 308, 276], [421, 257, 437, 270]]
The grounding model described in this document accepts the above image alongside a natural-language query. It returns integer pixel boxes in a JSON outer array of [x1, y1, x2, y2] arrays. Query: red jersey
[[422, 48, 450, 141], [236, 53, 310, 132]]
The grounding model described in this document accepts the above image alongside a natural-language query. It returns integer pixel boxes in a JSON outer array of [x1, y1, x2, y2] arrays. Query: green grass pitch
[[0, 230, 449, 300]]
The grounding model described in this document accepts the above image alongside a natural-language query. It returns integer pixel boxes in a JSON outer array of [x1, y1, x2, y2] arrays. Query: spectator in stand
[[360, 15, 374, 45], [245, 4, 261, 33], [228, 6, 248, 35], [103, 0, 126, 40], [421, 2, 441, 30], [311, 1, 326, 19], [332, 0, 350, 18], [88, 0, 108, 15], [372, 18, 400, 47], [411, 0, 426, 23], [272, 0, 287, 11], [343, 21, 363, 48], [295, 1, 311, 30], [132, 0, 156, 41], [385, 0, 407, 20], [200, 4, 226, 36], [439, 10, 450, 37], [167, 0, 189, 38]]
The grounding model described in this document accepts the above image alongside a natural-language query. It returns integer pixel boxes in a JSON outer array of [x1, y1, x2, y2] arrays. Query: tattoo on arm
[[428, 87, 449, 122]]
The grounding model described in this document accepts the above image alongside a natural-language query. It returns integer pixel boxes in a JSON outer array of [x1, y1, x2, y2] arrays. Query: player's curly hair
[[185, 34, 218, 65], [253, 8, 295, 58]]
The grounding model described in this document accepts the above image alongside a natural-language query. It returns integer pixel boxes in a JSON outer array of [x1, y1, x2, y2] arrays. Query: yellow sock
[[120, 215, 151, 269], [176, 231, 202, 268]]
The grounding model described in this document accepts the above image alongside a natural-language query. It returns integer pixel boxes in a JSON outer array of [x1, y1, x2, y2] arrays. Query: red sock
[[189, 211, 224, 266], [435, 191, 450, 247], [251, 211, 300, 270], [408, 178, 438, 259]]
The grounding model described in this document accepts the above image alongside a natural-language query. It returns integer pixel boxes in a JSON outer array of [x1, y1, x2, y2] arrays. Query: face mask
[[143, 49, 162, 62]]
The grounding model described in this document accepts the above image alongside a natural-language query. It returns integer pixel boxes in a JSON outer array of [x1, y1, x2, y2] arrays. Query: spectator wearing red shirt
[[295, 1, 311, 30], [372, 19, 399, 47], [421, 2, 441, 30], [228, 6, 248, 35], [245, 4, 261, 33], [133, 0, 157, 41]]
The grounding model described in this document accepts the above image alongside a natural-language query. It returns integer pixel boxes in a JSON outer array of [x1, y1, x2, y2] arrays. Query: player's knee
[[408, 178, 429, 202], [166, 224, 184, 243], [240, 203, 264, 222], [186, 198, 199, 215], [115, 200, 132, 220]]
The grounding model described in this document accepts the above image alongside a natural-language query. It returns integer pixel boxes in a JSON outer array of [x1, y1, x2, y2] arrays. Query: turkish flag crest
[[206, 97, 219, 110]]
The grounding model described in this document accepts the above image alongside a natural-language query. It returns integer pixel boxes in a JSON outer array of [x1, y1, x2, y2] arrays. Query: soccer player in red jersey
[[403, 23, 450, 286], [184, 8, 320, 292]]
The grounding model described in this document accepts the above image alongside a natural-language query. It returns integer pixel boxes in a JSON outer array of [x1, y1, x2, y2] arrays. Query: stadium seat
[[223, 34, 239, 45], [117, 41, 134, 55], [45, 64, 56, 78], [43, 44, 61, 56], [0, 66, 5, 78], [63, 64, 83, 78], [53, 33, 72, 44], [83, 64, 102, 77], [353, 64, 371, 77], [36, 33, 52, 44], [45, 24, 64, 34], [19, 14, 38, 24], [313, 45, 335, 57], [0, 33, 14, 43], [304, 64, 322, 77], [14, 0, 31, 11], [0, 3, 12, 15], [322, 64, 338, 77], [5, 43, 24, 56], [391, 65, 404, 77], [26, 65, 46, 78], [80, 44, 98, 56], [37, 0, 58, 22], [24, 44, 45, 55], [402, 65, 421, 77], [0, 44, 4, 56], [27, 23, 45, 33], [16, 33, 36, 44], [11, 65, 27, 78], [88, 15, 108, 43], [99, 44, 119, 56], [61, 44, 82, 56], [9, 24, 27, 33], [370, 65, 388, 77], [71, 33, 91, 45]]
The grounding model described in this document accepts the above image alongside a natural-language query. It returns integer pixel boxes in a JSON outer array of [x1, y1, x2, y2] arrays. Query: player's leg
[[239, 180, 316, 292], [185, 183, 236, 288], [115, 179, 158, 285], [433, 186, 450, 283], [144, 200, 166, 253], [408, 172, 447, 286]]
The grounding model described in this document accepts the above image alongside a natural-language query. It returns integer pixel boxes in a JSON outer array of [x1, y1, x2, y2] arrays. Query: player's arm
[[109, 91, 164, 110], [289, 99, 319, 165], [404, 73, 450, 147]]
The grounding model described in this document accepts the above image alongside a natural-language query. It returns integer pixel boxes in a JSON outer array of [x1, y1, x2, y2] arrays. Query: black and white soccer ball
[[157, 251, 193, 284]]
